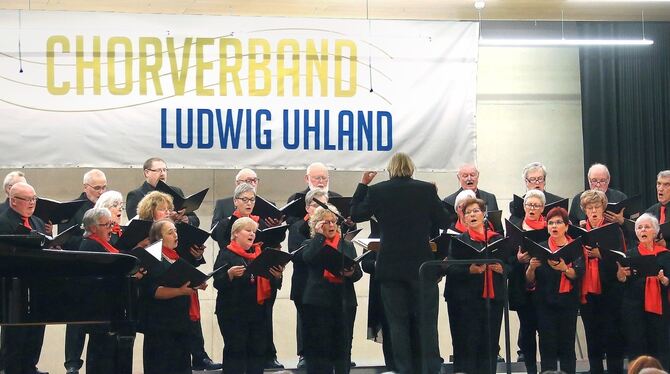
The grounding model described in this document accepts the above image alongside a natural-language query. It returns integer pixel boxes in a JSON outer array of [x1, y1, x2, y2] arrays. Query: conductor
[[350, 152, 451, 374]]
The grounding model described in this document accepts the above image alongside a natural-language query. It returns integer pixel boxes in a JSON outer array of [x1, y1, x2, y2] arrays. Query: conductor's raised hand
[[361, 171, 377, 185]]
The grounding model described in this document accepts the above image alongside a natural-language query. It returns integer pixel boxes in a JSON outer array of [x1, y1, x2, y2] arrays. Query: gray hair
[[657, 170, 670, 179], [235, 168, 257, 183], [309, 204, 341, 237], [454, 189, 476, 210], [83, 169, 106, 184], [524, 189, 546, 205], [522, 162, 547, 181], [636, 213, 660, 236], [587, 163, 610, 179], [306, 162, 328, 176], [94, 190, 123, 210], [3, 171, 26, 196], [305, 188, 328, 207], [82, 208, 112, 237], [638, 369, 668, 374], [233, 183, 256, 199]]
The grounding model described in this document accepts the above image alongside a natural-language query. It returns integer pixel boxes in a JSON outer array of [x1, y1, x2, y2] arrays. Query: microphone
[[313, 199, 355, 227]]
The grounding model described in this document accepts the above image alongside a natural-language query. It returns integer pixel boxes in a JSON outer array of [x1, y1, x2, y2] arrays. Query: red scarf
[[111, 223, 123, 237], [233, 210, 260, 222], [162, 245, 201, 321], [88, 234, 119, 253], [638, 243, 668, 315], [548, 235, 573, 294], [226, 241, 272, 305], [22, 216, 31, 229], [523, 215, 547, 230], [455, 219, 467, 233], [323, 233, 344, 283], [468, 228, 500, 299], [581, 220, 604, 303]]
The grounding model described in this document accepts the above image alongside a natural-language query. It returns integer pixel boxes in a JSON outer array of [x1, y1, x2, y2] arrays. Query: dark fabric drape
[[578, 22, 670, 209]]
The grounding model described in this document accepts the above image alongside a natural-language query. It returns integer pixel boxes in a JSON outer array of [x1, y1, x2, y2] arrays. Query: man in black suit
[[351, 153, 451, 374], [443, 164, 499, 210], [126, 157, 200, 227], [61, 169, 107, 374], [645, 170, 670, 225], [211, 168, 259, 229], [568, 163, 627, 225], [0, 182, 49, 374], [0, 171, 26, 215]]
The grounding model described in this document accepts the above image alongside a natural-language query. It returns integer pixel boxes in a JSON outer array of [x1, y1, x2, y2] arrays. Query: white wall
[[0, 46, 587, 372]]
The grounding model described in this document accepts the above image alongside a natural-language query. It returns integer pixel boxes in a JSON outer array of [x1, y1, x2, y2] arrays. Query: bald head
[[305, 162, 330, 192], [235, 168, 259, 191], [9, 182, 37, 218]]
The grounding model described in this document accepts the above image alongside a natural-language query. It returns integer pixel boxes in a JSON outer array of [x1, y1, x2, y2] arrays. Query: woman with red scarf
[[212, 183, 285, 249], [140, 219, 206, 374], [93, 190, 126, 246], [526, 207, 583, 374], [618, 213, 670, 368], [301, 205, 362, 374], [509, 189, 547, 374], [445, 197, 507, 374], [78, 207, 133, 374], [213, 216, 284, 374], [578, 190, 626, 374]]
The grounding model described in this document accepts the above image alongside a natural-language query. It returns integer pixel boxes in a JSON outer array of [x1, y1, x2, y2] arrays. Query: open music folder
[[155, 180, 208, 214]]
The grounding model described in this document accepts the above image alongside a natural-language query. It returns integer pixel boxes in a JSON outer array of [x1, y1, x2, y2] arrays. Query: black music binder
[[313, 244, 371, 275], [155, 180, 208, 214], [610, 250, 660, 277], [34, 197, 88, 224], [245, 249, 294, 278], [115, 219, 153, 251], [505, 219, 549, 253], [523, 237, 583, 263], [252, 195, 304, 220], [450, 236, 510, 261], [158, 258, 225, 288], [606, 195, 642, 218]]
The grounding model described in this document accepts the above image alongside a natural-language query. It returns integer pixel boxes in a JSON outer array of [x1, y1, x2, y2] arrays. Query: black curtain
[[578, 22, 670, 209]]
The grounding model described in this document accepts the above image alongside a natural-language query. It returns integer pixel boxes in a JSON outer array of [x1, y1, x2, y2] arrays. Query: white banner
[[0, 11, 478, 171]]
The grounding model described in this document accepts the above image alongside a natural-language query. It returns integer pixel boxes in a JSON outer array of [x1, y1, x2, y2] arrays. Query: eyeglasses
[[464, 208, 482, 215], [309, 176, 329, 182], [525, 203, 543, 210], [97, 222, 115, 228], [13, 195, 38, 203], [238, 178, 260, 184], [322, 220, 338, 225], [459, 173, 478, 179], [236, 197, 256, 204], [147, 168, 168, 173], [547, 220, 565, 226], [526, 177, 545, 183], [589, 178, 609, 185], [110, 203, 126, 211], [85, 184, 107, 192]]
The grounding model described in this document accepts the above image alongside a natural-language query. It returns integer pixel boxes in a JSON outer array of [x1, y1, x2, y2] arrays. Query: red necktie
[[22, 217, 32, 229], [661, 205, 666, 224]]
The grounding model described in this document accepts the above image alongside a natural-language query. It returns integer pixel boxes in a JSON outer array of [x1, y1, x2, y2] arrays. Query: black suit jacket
[[126, 181, 200, 227], [443, 187, 499, 212], [60, 192, 94, 251], [0, 198, 9, 215], [0, 208, 47, 235], [646, 202, 668, 224], [569, 188, 627, 224], [212, 197, 235, 230], [350, 177, 451, 282]]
